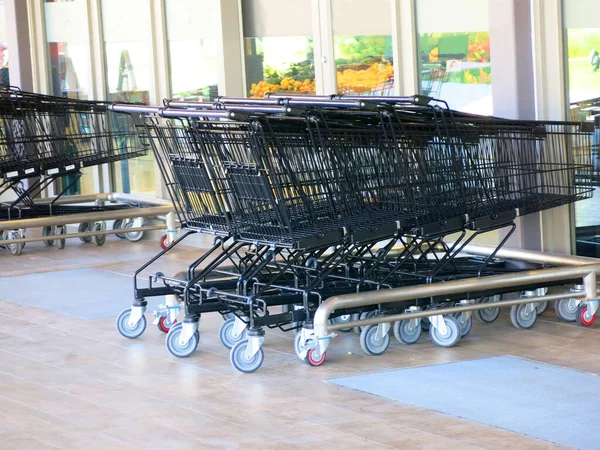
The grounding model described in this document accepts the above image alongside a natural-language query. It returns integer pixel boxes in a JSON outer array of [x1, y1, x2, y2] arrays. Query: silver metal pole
[[456, 243, 599, 266], [313, 263, 600, 337], [327, 291, 586, 332], [0, 205, 173, 231], [0, 225, 166, 245]]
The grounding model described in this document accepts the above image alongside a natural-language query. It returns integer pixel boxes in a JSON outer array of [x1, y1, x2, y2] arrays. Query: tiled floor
[[1, 236, 597, 449]]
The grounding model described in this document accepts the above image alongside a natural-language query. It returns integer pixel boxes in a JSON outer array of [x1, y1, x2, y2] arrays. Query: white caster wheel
[[536, 301, 548, 315], [42, 226, 55, 247], [114, 219, 126, 239], [555, 298, 578, 322], [6, 230, 24, 256], [453, 312, 472, 337], [166, 325, 199, 358], [393, 320, 422, 344], [330, 314, 353, 332], [510, 304, 537, 330], [219, 318, 247, 349], [116, 308, 147, 339], [230, 339, 264, 373], [475, 295, 501, 323], [124, 219, 144, 242], [429, 315, 461, 348], [78, 223, 92, 243], [360, 324, 390, 356], [294, 332, 308, 362], [157, 315, 177, 333], [354, 310, 377, 334], [92, 222, 106, 246], [56, 226, 66, 249]]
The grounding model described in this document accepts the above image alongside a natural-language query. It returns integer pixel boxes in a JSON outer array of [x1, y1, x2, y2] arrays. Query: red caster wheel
[[306, 348, 326, 367], [160, 235, 170, 250], [577, 305, 595, 327], [157, 316, 177, 333]]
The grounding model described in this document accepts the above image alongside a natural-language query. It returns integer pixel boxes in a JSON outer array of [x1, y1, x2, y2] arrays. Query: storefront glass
[[0, 0, 8, 85], [45, 0, 95, 195], [166, 0, 219, 102], [564, 0, 600, 256], [242, 0, 316, 97], [416, 0, 492, 115], [101, 0, 154, 196], [332, 0, 394, 96]]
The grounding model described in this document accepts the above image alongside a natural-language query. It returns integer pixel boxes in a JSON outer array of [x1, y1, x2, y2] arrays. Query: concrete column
[[488, 0, 542, 251], [4, 0, 33, 90], [217, 0, 245, 97]]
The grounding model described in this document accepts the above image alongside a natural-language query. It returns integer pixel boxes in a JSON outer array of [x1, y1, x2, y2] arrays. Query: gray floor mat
[[329, 356, 600, 450], [0, 268, 164, 319]]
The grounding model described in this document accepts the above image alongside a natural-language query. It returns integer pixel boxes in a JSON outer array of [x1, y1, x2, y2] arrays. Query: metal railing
[[314, 262, 600, 339]]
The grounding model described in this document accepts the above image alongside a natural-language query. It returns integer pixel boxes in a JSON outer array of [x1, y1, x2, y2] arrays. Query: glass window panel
[[0, 0, 8, 85], [416, 0, 492, 115], [564, 0, 600, 256], [332, 0, 394, 96], [101, 0, 154, 196], [242, 0, 316, 97], [44, 0, 95, 195], [165, 0, 219, 101]]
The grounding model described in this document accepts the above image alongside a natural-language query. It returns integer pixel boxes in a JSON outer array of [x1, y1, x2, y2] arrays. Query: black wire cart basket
[[0, 86, 149, 255]]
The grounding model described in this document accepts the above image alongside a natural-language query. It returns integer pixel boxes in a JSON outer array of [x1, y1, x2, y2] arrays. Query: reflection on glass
[[245, 37, 316, 98], [104, 43, 150, 104], [334, 36, 393, 96], [102, 0, 154, 196], [566, 28, 600, 256], [45, 0, 94, 194], [169, 39, 218, 102], [418, 31, 492, 114], [566, 29, 600, 105], [0, 0, 8, 85]]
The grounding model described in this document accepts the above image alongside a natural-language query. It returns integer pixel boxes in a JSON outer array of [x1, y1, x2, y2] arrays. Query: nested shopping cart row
[[0, 86, 151, 255], [113, 94, 594, 373]]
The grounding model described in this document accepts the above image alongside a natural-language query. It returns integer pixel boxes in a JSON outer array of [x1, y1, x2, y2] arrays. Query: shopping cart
[[113, 94, 593, 373], [0, 86, 149, 255]]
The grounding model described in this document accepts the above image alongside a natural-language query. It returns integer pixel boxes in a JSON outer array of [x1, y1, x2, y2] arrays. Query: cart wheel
[[393, 319, 422, 344], [306, 348, 326, 367], [510, 304, 538, 330], [294, 333, 308, 361], [354, 310, 377, 334], [230, 339, 264, 373], [6, 231, 23, 256], [42, 226, 55, 247], [160, 234, 170, 250], [429, 315, 461, 348], [116, 308, 147, 339], [157, 316, 177, 333], [114, 219, 126, 239], [219, 318, 247, 349], [360, 324, 390, 356], [330, 314, 353, 332], [92, 222, 106, 246], [56, 226, 66, 249], [453, 312, 473, 337], [166, 325, 199, 358], [576, 304, 595, 327], [555, 298, 578, 322], [421, 317, 430, 331], [78, 223, 92, 243], [124, 219, 144, 243], [536, 301, 549, 315], [475, 295, 501, 323]]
